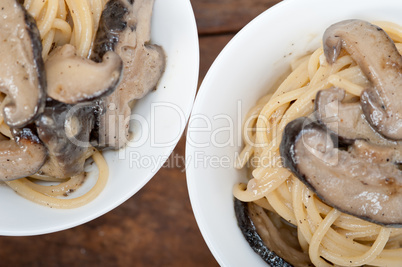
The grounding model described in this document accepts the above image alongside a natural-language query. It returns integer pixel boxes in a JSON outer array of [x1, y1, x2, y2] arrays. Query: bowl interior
[[0, 0, 199, 236], [186, 0, 402, 266]]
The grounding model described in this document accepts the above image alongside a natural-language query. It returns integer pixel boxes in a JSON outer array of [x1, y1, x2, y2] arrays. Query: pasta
[[0, 0, 165, 209], [0, 0, 165, 210], [5, 150, 108, 209], [24, 0, 108, 59], [234, 21, 402, 266], [0, 0, 110, 208]]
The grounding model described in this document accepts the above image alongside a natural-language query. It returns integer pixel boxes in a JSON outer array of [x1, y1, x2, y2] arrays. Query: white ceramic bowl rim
[[0, 0, 199, 236], [186, 0, 402, 266]]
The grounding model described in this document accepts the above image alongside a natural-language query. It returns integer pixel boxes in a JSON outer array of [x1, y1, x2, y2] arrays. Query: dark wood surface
[[0, 1, 281, 266]]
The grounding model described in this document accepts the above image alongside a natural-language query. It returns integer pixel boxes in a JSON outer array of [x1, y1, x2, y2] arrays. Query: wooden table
[[0, 0, 280, 265]]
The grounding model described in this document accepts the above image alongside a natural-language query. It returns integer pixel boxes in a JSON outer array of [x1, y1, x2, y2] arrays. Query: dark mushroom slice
[[0, 0, 46, 127], [36, 100, 95, 178], [0, 127, 47, 181], [323, 19, 402, 140], [45, 44, 123, 104], [280, 117, 402, 226], [315, 87, 402, 146], [234, 199, 311, 267], [91, 0, 166, 149]]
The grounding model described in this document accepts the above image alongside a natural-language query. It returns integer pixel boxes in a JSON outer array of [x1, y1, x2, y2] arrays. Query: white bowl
[[0, 0, 199, 236], [186, 0, 402, 266]]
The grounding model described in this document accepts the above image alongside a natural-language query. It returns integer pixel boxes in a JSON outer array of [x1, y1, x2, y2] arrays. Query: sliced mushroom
[[0, 128, 47, 181], [315, 87, 400, 146], [323, 19, 402, 140], [234, 199, 310, 267], [315, 87, 402, 164], [45, 44, 123, 104], [0, 0, 46, 127], [36, 100, 95, 178], [91, 0, 166, 149], [280, 117, 402, 226]]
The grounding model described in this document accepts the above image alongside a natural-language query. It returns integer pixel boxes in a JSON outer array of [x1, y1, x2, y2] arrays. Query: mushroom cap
[[36, 100, 95, 178], [281, 117, 402, 226], [234, 199, 300, 267], [0, 0, 46, 127], [90, 0, 165, 149], [0, 128, 47, 181], [315, 87, 401, 147], [323, 19, 402, 140], [46, 44, 123, 104]]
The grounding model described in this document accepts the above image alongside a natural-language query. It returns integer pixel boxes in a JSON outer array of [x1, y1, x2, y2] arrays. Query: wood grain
[[0, 0, 281, 266], [199, 34, 234, 86], [191, 0, 281, 35]]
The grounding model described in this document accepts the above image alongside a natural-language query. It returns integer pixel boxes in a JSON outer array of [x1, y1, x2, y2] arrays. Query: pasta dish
[[234, 20, 402, 266], [0, 0, 165, 208]]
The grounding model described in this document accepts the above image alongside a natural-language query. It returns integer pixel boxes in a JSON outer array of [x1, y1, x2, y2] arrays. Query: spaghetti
[[5, 150, 108, 209], [234, 21, 402, 266], [0, 0, 111, 208], [23, 0, 108, 59]]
